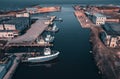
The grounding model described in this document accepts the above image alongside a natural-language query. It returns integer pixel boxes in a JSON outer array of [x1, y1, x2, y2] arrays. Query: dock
[[0, 6, 61, 17], [74, 5, 96, 28], [3, 54, 22, 79], [3, 16, 56, 49], [74, 11, 94, 28], [74, 5, 120, 79]]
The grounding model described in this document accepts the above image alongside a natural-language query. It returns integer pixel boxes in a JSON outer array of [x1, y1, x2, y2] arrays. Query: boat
[[55, 18, 63, 22], [52, 23, 59, 32], [46, 23, 59, 32], [45, 34, 54, 42], [23, 48, 60, 63]]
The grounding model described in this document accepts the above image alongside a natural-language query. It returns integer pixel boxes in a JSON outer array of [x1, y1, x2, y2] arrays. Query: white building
[[92, 13, 106, 25], [0, 24, 16, 30], [0, 25, 4, 30], [16, 13, 29, 17], [0, 24, 18, 39], [4, 24, 16, 30], [0, 31, 18, 38]]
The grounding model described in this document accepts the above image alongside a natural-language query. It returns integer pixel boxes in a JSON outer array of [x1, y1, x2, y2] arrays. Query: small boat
[[46, 23, 59, 32], [36, 38, 50, 46], [52, 23, 59, 32], [23, 48, 60, 63], [45, 34, 54, 42], [55, 18, 63, 22]]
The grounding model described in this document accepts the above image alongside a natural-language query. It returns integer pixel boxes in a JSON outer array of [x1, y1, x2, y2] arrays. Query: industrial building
[[92, 13, 106, 25], [0, 17, 29, 39], [100, 23, 120, 48], [16, 13, 29, 18], [26, 8, 38, 14]]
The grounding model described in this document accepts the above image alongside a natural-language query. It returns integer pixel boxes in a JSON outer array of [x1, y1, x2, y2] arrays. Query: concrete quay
[[0, 6, 61, 17], [3, 54, 22, 79], [74, 5, 120, 79], [90, 26, 120, 79]]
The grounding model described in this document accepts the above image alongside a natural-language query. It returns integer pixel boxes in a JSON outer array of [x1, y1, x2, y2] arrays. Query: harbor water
[[11, 5, 101, 79], [0, 1, 119, 79]]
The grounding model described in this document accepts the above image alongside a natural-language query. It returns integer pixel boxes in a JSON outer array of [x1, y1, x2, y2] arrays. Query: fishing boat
[[52, 23, 59, 32], [46, 23, 59, 32], [23, 48, 60, 63], [45, 34, 54, 42]]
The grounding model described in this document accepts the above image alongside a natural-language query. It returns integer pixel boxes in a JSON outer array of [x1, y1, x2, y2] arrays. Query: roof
[[2, 17, 29, 31], [94, 13, 105, 17], [0, 65, 5, 73], [97, 6, 120, 10], [102, 22, 120, 36], [0, 30, 16, 32]]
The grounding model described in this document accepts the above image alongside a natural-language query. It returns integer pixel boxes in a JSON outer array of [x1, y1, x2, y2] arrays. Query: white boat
[[45, 34, 54, 42], [46, 23, 59, 32], [26, 48, 60, 63], [52, 23, 59, 32]]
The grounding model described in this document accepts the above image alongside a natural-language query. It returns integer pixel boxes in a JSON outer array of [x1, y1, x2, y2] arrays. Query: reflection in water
[[22, 58, 59, 68]]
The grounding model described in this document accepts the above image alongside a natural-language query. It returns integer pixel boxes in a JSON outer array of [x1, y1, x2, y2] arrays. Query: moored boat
[[46, 23, 59, 32], [22, 48, 60, 63], [45, 34, 54, 42]]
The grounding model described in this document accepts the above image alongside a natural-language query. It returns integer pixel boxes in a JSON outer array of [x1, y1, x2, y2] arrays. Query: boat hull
[[27, 52, 60, 63]]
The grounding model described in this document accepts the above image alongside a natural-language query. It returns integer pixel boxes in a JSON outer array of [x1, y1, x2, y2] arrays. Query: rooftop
[[2, 17, 29, 31], [94, 13, 105, 17], [96, 6, 120, 10], [0, 65, 5, 73], [102, 22, 120, 36]]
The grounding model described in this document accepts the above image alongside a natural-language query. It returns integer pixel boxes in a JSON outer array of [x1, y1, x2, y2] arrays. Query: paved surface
[[8, 19, 49, 44]]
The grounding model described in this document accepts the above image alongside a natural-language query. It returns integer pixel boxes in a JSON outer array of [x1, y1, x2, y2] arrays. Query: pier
[[0, 6, 61, 17], [3, 16, 56, 49], [3, 54, 22, 79], [74, 11, 93, 28]]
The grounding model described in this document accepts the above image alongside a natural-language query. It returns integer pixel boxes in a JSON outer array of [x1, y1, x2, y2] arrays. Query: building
[[0, 24, 18, 39], [16, 13, 29, 18], [92, 13, 106, 25], [0, 30, 18, 39], [26, 8, 38, 14], [0, 24, 16, 30], [0, 25, 4, 30], [93, 6, 120, 13], [100, 23, 120, 48]]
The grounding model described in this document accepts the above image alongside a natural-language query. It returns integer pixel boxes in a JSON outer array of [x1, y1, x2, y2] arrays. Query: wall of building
[[16, 13, 29, 17], [106, 18, 119, 23], [0, 32, 14, 38], [4, 24, 16, 30], [92, 13, 106, 25]]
